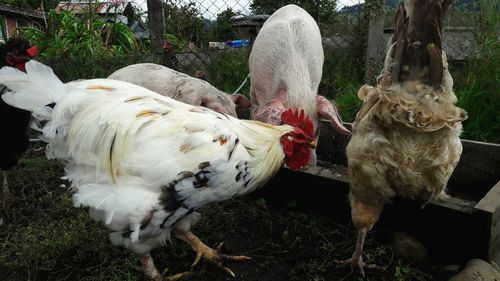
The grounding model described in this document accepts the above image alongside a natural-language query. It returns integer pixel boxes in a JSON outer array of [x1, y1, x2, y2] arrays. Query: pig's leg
[[316, 95, 351, 135]]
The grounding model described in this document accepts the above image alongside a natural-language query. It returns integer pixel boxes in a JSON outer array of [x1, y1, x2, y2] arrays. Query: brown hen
[[339, 0, 467, 276]]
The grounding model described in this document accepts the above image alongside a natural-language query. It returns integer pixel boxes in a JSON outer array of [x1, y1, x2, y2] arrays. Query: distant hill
[[339, 0, 478, 15]]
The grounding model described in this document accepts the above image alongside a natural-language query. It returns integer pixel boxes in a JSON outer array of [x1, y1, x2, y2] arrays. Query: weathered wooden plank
[[301, 161, 349, 184], [277, 119, 499, 265], [433, 194, 477, 213], [490, 207, 500, 266], [298, 162, 478, 213], [473, 181, 500, 265], [316, 120, 500, 200], [316, 120, 351, 166], [449, 140, 500, 198], [269, 166, 491, 265], [475, 181, 500, 213]]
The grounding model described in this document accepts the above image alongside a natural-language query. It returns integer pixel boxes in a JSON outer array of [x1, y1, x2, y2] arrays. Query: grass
[[456, 85, 500, 142], [203, 49, 251, 95], [36, 45, 498, 143], [43, 53, 161, 83], [0, 142, 435, 281], [449, 49, 500, 143]]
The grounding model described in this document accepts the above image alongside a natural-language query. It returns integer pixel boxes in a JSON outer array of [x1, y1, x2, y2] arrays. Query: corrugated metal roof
[[55, 1, 130, 15], [0, 3, 45, 20]]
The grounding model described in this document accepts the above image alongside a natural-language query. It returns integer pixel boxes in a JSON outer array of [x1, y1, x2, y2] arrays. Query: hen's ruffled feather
[[348, 0, 466, 205]]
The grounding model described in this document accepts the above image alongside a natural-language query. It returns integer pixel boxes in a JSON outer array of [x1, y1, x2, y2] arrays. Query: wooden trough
[[255, 121, 500, 267]]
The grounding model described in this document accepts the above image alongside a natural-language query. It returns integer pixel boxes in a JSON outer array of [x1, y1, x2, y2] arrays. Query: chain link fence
[[115, 0, 482, 93], [141, 0, 370, 96], [4, 0, 492, 100]]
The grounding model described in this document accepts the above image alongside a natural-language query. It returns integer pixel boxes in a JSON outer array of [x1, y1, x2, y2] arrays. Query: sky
[[131, 0, 364, 20]]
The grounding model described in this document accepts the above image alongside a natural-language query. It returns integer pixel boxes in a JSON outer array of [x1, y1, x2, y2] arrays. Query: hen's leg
[[337, 196, 384, 277], [173, 229, 251, 277]]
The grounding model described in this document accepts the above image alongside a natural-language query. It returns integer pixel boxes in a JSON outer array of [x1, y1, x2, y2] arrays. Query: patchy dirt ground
[[1, 146, 435, 281]]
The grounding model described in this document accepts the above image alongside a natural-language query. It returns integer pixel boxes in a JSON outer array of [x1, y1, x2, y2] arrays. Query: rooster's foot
[[174, 230, 251, 278], [161, 271, 193, 281], [191, 242, 251, 277]]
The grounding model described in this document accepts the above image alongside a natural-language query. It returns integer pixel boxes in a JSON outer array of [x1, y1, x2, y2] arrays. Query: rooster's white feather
[[0, 60, 302, 256]]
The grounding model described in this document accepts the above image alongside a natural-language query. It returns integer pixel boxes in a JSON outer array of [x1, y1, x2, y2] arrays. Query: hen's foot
[[191, 242, 251, 277], [336, 257, 378, 277]]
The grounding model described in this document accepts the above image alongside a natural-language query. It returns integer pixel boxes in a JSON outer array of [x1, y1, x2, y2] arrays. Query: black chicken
[[0, 37, 37, 204], [162, 40, 178, 70]]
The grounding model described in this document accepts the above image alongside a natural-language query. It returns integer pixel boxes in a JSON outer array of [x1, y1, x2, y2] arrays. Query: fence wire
[[124, 0, 480, 75], [2, 0, 490, 91]]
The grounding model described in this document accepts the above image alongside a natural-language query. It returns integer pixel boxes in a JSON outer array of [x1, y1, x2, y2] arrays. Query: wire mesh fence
[[137, 0, 370, 95], [2, 0, 495, 96]]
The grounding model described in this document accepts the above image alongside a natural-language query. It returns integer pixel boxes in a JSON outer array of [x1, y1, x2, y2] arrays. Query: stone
[[389, 232, 430, 267], [449, 259, 500, 281]]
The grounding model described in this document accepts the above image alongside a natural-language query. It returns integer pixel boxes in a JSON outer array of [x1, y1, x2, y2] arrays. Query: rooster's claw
[[191, 241, 251, 278]]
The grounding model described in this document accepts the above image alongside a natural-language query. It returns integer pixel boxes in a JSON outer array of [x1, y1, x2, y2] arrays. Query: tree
[[250, 0, 337, 24], [212, 8, 237, 41], [163, 0, 206, 50]]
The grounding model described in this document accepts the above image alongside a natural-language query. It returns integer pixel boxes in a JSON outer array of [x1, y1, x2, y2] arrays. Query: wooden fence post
[[147, 0, 165, 54], [364, 0, 386, 84]]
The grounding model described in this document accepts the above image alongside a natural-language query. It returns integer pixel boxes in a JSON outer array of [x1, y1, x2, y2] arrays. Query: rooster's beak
[[308, 141, 316, 149]]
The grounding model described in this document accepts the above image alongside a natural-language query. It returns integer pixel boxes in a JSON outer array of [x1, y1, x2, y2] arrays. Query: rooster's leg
[[173, 229, 251, 277], [138, 254, 162, 281], [337, 196, 384, 277], [137, 254, 193, 281]]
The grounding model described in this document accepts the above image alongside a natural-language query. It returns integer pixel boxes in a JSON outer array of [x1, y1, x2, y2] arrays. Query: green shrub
[[452, 0, 500, 142], [203, 49, 251, 95], [19, 10, 150, 82], [321, 50, 364, 123], [21, 10, 139, 59]]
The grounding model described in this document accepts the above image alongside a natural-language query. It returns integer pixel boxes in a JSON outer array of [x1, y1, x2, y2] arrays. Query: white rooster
[[0, 61, 316, 280]]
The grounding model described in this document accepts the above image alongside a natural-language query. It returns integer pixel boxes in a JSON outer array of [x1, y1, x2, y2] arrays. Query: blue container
[[226, 40, 250, 48]]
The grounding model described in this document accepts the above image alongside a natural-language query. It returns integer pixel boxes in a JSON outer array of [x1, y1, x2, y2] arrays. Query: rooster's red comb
[[281, 109, 314, 139], [26, 46, 38, 58]]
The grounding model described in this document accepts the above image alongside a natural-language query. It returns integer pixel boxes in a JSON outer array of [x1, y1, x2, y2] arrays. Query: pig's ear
[[232, 94, 252, 110], [316, 95, 351, 135], [195, 95, 210, 107]]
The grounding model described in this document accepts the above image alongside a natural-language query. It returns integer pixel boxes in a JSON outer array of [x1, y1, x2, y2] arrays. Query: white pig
[[249, 4, 350, 162], [108, 63, 251, 117]]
